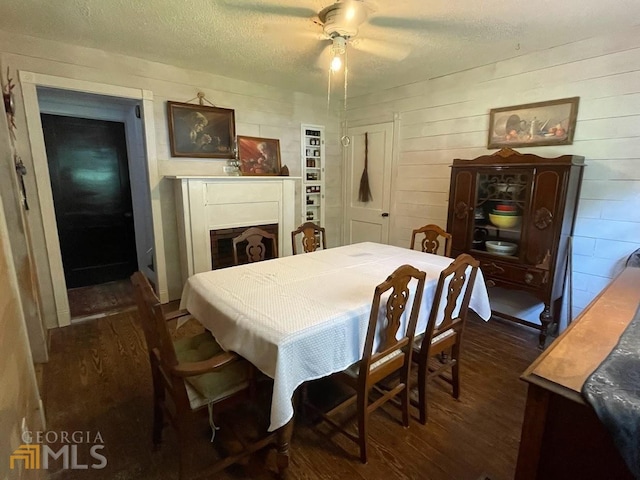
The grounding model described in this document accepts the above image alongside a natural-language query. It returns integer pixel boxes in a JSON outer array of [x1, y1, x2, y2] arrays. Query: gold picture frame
[[487, 97, 579, 149], [167, 101, 235, 158], [236, 136, 282, 176]]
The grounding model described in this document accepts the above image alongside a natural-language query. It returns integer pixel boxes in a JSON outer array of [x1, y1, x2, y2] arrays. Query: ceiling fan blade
[[349, 37, 410, 61], [219, 1, 316, 18], [368, 16, 444, 31], [262, 19, 325, 41], [368, 16, 517, 40]]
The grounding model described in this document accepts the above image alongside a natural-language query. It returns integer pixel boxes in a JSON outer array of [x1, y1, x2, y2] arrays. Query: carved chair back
[[410, 224, 453, 257], [232, 226, 278, 265], [291, 221, 327, 254]]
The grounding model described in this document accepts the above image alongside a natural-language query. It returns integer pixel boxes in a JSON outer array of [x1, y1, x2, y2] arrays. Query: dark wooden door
[[41, 114, 138, 288]]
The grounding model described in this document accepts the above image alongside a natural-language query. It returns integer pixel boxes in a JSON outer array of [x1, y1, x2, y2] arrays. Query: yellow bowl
[[489, 213, 521, 229]]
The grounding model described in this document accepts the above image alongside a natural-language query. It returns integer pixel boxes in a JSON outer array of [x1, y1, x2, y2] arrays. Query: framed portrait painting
[[487, 97, 579, 149], [237, 136, 281, 176], [167, 101, 235, 158]]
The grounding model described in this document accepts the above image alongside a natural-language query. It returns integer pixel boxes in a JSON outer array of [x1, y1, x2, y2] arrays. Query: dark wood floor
[[67, 278, 136, 320], [43, 310, 540, 480]]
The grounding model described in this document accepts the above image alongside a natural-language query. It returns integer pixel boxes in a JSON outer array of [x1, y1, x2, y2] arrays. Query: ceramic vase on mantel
[[224, 158, 241, 176]]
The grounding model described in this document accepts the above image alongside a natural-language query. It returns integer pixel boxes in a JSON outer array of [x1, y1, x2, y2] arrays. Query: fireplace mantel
[[171, 176, 299, 282]]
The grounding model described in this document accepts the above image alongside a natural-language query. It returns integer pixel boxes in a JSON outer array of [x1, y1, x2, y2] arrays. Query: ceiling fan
[[221, 1, 515, 71], [219, 0, 439, 115], [221, 0, 414, 66], [314, 0, 412, 71]]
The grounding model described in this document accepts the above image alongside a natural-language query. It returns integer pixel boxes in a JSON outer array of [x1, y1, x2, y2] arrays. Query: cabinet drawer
[[480, 260, 548, 288]]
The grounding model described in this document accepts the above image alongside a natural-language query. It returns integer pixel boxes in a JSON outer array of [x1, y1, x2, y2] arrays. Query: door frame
[[20, 71, 168, 327], [38, 90, 152, 288], [342, 117, 400, 245]]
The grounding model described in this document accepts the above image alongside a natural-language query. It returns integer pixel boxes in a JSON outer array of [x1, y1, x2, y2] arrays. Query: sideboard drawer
[[480, 260, 548, 288]]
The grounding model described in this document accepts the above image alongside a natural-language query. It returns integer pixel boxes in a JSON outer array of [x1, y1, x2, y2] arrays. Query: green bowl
[[491, 209, 520, 216]]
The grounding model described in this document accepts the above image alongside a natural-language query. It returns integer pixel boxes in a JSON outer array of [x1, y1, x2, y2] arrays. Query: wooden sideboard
[[515, 267, 640, 480]]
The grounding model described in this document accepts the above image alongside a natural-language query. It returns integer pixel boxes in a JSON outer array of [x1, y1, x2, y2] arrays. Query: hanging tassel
[[358, 132, 373, 202]]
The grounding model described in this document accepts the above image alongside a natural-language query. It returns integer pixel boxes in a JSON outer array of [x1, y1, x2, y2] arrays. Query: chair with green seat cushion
[[174, 331, 223, 360], [174, 332, 250, 406], [131, 272, 276, 479]]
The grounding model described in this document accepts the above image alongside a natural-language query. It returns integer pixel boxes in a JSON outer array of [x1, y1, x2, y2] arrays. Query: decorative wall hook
[[185, 91, 216, 107], [2, 67, 17, 137]]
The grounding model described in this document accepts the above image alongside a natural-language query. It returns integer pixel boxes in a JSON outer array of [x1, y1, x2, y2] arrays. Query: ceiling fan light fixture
[[330, 55, 342, 72], [330, 35, 347, 72], [331, 35, 347, 55]]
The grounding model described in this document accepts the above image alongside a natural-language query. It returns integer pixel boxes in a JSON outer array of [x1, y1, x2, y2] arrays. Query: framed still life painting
[[487, 97, 579, 149]]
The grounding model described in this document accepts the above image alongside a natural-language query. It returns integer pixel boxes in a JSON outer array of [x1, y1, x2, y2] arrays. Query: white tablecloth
[[180, 242, 491, 431]]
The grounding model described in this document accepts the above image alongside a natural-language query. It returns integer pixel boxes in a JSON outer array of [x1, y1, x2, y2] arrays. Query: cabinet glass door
[[473, 170, 530, 257]]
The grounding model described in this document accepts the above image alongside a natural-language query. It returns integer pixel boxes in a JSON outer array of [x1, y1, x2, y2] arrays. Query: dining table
[[179, 241, 491, 472]]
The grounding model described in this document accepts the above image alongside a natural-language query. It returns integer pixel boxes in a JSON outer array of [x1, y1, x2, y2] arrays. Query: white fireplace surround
[[173, 176, 298, 283]]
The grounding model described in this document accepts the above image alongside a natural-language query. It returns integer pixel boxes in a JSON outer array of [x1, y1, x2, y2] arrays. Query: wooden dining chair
[[291, 221, 326, 254], [232, 226, 278, 265], [131, 272, 276, 479], [410, 224, 452, 257], [305, 264, 426, 463], [410, 253, 479, 424]]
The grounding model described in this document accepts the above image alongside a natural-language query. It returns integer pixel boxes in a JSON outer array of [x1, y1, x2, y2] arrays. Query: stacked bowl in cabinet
[[489, 204, 521, 228]]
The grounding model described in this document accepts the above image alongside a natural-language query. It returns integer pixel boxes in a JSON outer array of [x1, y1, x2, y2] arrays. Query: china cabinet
[[300, 124, 325, 226], [446, 148, 584, 348]]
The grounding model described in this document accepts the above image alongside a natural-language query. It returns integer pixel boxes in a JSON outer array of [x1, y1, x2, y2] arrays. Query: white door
[[344, 122, 394, 244]]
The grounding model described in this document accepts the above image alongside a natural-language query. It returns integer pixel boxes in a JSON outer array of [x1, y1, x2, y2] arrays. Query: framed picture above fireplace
[[237, 135, 281, 176], [167, 101, 235, 158]]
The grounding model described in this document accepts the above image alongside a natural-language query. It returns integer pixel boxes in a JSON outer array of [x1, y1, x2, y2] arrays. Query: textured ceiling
[[1, 0, 639, 97]]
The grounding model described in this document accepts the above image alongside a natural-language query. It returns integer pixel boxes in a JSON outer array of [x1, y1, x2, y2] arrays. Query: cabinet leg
[[551, 296, 564, 336], [538, 304, 552, 349]]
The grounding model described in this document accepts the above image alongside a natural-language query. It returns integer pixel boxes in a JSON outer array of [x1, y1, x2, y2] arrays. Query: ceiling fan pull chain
[[327, 65, 332, 112], [343, 47, 349, 115], [340, 47, 351, 147]]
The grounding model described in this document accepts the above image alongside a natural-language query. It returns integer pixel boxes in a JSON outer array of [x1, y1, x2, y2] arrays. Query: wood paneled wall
[[0, 190, 44, 479], [4, 25, 640, 325], [346, 26, 640, 320], [0, 30, 342, 320]]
